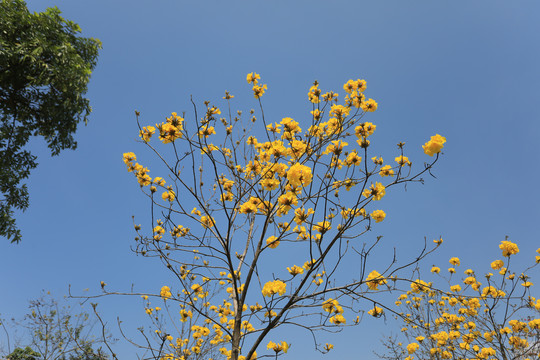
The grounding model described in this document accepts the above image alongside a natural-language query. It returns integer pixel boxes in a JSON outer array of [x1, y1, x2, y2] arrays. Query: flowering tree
[[116, 73, 447, 360], [378, 240, 540, 360]]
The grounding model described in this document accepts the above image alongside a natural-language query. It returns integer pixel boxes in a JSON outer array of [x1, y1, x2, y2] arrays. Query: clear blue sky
[[1, 1, 539, 359]]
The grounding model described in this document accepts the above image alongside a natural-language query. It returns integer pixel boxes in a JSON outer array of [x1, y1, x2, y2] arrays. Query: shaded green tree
[[6, 345, 108, 360], [7, 347, 41, 360], [0, 0, 101, 243]]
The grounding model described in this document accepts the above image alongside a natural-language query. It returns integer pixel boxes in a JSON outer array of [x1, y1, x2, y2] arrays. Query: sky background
[[1, 0, 539, 359]]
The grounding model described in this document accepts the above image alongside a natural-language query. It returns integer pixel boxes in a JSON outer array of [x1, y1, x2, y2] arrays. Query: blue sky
[[1, 1, 539, 359]]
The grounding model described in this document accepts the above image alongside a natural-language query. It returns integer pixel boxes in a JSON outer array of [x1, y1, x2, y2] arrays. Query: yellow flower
[[266, 236, 280, 249], [499, 240, 519, 257], [329, 314, 346, 325], [239, 200, 258, 215], [329, 104, 351, 119], [324, 343, 334, 351], [423, 134, 446, 156], [379, 165, 394, 177], [157, 114, 184, 143], [431, 266, 441, 274], [252, 84, 267, 99], [160, 286, 172, 299], [308, 82, 321, 104], [123, 152, 137, 165], [287, 265, 304, 276], [371, 156, 383, 165], [361, 98, 378, 112], [286, 163, 313, 188], [139, 126, 155, 142], [200, 215, 215, 228], [362, 182, 386, 201], [293, 207, 315, 225], [246, 72, 260, 84], [368, 306, 384, 317], [314, 221, 332, 234], [407, 343, 419, 354], [366, 270, 387, 291], [323, 140, 348, 156], [262, 280, 286, 297], [481, 286, 506, 298], [162, 190, 175, 202], [344, 151, 362, 167], [197, 125, 216, 138], [371, 210, 386, 223], [267, 341, 289, 354], [343, 79, 357, 93], [449, 257, 460, 266], [395, 155, 411, 167], [491, 259, 504, 270], [355, 122, 376, 138], [322, 299, 344, 314], [410, 279, 430, 293]]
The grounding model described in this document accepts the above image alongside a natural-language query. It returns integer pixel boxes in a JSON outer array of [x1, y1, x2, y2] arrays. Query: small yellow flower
[[266, 236, 280, 249], [162, 190, 175, 202], [491, 259, 504, 270], [395, 155, 411, 167], [160, 286, 172, 299], [368, 306, 384, 317], [379, 165, 394, 177], [246, 72, 260, 84]]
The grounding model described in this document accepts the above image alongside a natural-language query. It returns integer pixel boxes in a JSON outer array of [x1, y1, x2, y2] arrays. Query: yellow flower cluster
[[366, 270, 387, 291], [267, 341, 289, 353], [157, 112, 184, 144], [499, 240, 519, 257], [261, 280, 286, 297], [247, 72, 267, 99], [422, 134, 446, 157], [368, 305, 384, 317], [160, 285, 172, 299], [286, 163, 313, 188], [362, 182, 386, 201], [371, 210, 386, 223]]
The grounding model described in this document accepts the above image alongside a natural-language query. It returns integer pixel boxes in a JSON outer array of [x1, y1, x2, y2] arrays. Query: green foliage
[[7, 347, 41, 360], [0, 0, 101, 243]]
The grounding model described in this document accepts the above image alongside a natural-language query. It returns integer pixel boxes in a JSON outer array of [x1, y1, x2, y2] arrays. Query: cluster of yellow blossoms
[[266, 341, 289, 354], [386, 240, 539, 360], [423, 134, 447, 156], [261, 280, 286, 297]]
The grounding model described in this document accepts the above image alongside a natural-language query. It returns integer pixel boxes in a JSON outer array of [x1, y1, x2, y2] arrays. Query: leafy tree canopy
[[7, 347, 41, 360], [0, 0, 101, 243]]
